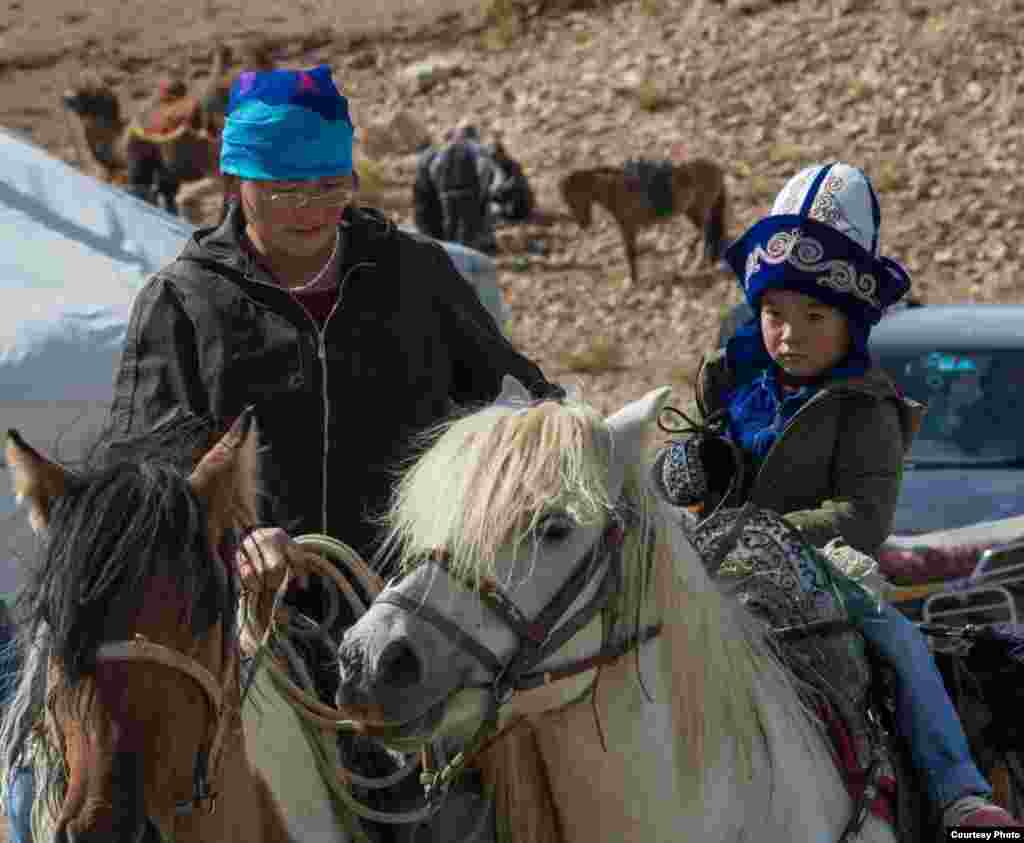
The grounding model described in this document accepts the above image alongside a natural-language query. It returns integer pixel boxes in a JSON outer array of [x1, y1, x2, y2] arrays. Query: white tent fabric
[[0, 126, 506, 599], [0, 128, 195, 402]]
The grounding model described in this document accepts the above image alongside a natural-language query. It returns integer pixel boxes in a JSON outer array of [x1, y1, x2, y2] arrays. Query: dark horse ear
[[188, 407, 260, 546], [5, 430, 73, 532]]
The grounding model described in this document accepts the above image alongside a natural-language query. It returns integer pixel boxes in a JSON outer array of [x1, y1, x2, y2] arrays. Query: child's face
[[760, 288, 851, 378]]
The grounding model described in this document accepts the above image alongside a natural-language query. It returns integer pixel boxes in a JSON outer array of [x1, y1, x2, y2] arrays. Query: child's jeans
[[858, 602, 991, 809], [4, 765, 34, 843]]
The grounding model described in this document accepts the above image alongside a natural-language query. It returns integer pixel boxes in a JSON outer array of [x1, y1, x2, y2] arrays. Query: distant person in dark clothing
[[486, 133, 535, 224], [413, 124, 499, 255]]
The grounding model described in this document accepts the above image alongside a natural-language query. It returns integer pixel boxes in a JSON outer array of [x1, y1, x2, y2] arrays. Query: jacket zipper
[[311, 262, 373, 533], [241, 251, 374, 534]]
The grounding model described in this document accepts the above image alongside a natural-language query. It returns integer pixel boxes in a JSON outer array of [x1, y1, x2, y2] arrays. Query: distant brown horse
[[559, 157, 728, 284]]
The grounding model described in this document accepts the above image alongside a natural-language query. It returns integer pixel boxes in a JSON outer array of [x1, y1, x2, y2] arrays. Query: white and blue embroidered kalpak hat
[[724, 162, 911, 329]]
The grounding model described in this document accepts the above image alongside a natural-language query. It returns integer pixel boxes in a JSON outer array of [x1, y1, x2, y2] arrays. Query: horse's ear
[[5, 430, 72, 532], [604, 387, 673, 500], [494, 375, 534, 410], [188, 407, 259, 544]]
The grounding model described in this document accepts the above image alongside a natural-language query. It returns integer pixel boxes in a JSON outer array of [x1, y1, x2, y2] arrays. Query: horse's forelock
[[385, 401, 615, 586], [24, 459, 227, 685]]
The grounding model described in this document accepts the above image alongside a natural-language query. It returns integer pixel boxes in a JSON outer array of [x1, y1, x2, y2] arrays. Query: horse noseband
[[378, 514, 629, 703]]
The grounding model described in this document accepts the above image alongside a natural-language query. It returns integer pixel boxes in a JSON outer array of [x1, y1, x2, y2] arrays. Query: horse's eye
[[536, 514, 573, 543]]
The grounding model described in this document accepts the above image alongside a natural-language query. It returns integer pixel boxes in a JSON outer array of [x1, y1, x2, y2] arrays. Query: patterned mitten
[[653, 436, 708, 506]]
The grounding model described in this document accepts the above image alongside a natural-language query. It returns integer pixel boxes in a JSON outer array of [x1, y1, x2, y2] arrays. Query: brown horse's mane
[[17, 414, 236, 687]]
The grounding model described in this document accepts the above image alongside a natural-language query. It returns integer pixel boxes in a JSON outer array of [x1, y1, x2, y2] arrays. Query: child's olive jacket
[[693, 349, 926, 558]]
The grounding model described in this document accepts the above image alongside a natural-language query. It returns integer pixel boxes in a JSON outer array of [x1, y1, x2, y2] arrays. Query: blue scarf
[[726, 369, 818, 465], [724, 316, 869, 467]]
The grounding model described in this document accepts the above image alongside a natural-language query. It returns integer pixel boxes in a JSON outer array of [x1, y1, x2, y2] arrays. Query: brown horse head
[[6, 410, 258, 842], [559, 170, 595, 228]]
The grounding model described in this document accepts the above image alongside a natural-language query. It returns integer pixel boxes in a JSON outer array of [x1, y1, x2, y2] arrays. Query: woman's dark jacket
[[109, 203, 560, 563]]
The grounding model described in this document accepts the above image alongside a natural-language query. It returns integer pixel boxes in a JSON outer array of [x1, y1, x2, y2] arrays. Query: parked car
[[870, 304, 1024, 536], [866, 304, 1024, 596]]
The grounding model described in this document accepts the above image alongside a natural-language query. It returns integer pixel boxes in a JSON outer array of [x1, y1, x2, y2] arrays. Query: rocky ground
[[2, 0, 1023, 415]]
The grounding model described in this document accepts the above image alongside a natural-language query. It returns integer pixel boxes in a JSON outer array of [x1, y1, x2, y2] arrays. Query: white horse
[[336, 377, 898, 843]]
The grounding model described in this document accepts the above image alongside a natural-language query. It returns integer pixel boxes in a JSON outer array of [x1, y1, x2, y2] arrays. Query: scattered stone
[[356, 109, 432, 158], [5, 0, 1023, 413], [397, 56, 464, 93]]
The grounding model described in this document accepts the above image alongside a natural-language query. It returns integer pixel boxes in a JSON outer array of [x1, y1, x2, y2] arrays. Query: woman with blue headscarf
[[654, 162, 1023, 834], [108, 65, 561, 579], [99, 65, 555, 841]]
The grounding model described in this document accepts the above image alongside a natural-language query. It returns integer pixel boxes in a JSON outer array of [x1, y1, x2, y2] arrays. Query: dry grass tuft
[[556, 336, 628, 374], [872, 156, 908, 193], [481, 0, 521, 48], [749, 173, 776, 200], [354, 153, 388, 202], [846, 77, 875, 101], [767, 141, 810, 165], [636, 79, 670, 112]]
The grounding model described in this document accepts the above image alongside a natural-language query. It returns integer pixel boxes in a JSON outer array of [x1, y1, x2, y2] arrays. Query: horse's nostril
[[54, 821, 72, 843], [374, 639, 423, 691]]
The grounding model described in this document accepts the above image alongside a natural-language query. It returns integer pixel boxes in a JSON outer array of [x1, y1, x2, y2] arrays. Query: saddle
[[690, 507, 923, 840], [622, 158, 674, 218]]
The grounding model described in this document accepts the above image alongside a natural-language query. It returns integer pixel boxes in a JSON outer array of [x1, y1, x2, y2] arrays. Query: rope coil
[[237, 535, 443, 832]]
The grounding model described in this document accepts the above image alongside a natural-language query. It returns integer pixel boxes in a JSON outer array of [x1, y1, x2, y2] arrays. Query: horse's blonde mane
[[383, 396, 835, 812], [382, 400, 613, 583], [650, 494, 843, 810]]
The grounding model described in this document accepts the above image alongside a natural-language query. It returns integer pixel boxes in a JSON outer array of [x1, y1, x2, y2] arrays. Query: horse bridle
[[93, 632, 237, 819], [375, 510, 661, 798]]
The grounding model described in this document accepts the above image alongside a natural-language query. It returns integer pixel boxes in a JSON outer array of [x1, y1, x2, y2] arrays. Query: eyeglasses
[[262, 184, 354, 211]]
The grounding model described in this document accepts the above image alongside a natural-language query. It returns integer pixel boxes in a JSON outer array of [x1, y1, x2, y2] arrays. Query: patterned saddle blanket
[[622, 158, 674, 217], [689, 506, 889, 773]]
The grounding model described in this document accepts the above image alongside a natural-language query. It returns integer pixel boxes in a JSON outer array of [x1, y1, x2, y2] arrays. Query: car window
[[876, 350, 1024, 465]]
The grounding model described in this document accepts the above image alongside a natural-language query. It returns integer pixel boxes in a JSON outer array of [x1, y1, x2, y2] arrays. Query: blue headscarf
[[220, 65, 354, 181]]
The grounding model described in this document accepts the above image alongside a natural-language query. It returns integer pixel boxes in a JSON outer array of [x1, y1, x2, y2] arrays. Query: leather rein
[[93, 634, 236, 818]]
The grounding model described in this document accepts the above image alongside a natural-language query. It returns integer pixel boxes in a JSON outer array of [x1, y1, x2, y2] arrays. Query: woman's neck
[[245, 226, 341, 289]]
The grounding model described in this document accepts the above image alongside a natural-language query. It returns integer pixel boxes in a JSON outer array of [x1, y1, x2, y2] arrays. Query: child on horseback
[[654, 162, 1022, 835]]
